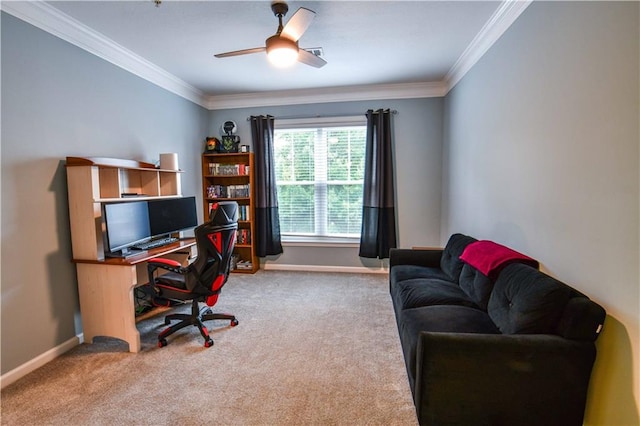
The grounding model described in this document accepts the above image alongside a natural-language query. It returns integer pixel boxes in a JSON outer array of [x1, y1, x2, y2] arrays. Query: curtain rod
[[246, 110, 398, 121]]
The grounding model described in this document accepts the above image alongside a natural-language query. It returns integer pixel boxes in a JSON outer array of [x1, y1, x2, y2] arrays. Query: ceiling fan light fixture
[[266, 36, 299, 67], [214, 3, 326, 69]]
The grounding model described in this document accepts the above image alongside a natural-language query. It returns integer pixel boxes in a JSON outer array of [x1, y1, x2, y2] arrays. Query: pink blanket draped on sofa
[[459, 240, 539, 277]]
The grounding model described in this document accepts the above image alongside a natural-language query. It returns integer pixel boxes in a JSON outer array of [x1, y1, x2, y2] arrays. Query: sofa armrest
[[389, 248, 443, 268], [414, 332, 596, 426]]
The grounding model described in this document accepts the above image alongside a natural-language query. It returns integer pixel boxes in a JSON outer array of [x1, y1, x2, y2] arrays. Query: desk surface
[[73, 238, 196, 265]]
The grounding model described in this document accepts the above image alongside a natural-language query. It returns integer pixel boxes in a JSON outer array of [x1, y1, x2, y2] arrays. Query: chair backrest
[[188, 201, 238, 305]]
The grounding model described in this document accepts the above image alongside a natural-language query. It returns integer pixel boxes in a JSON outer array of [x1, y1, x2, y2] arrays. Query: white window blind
[[274, 118, 366, 240]]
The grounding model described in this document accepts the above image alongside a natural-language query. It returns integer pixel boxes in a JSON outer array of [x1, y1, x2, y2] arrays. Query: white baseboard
[[261, 263, 388, 274], [1, 334, 83, 389]]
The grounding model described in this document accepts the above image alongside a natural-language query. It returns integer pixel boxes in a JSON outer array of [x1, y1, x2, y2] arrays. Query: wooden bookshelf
[[202, 152, 258, 273]]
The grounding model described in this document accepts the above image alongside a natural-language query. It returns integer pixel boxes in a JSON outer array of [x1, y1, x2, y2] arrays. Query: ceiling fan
[[214, 2, 327, 68]]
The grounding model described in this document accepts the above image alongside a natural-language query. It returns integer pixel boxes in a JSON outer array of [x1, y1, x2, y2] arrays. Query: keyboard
[[132, 237, 179, 251]]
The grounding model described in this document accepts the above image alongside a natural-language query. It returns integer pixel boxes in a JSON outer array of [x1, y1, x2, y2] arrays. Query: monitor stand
[[105, 247, 140, 259]]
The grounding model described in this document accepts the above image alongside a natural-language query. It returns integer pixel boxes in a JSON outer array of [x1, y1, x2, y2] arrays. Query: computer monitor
[[102, 200, 151, 257], [147, 196, 198, 238]]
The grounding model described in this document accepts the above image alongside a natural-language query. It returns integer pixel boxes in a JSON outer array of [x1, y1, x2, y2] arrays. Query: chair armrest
[[148, 258, 182, 268], [147, 257, 187, 284], [414, 332, 596, 425], [389, 248, 443, 268]]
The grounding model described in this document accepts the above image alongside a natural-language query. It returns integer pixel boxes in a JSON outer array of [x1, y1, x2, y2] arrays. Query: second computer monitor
[[147, 196, 198, 238]]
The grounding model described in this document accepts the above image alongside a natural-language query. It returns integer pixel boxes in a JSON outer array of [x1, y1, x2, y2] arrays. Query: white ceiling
[[4, 1, 532, 108], [44, 1, 504, 91]]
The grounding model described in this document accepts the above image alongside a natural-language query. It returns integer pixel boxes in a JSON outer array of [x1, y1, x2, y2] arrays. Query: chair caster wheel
[[231, 319, 239, 327], [158, 338, 168, 348], [204, 338, 214, 348]]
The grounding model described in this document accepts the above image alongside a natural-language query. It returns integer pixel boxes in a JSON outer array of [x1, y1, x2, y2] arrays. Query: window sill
[[282, 236, 360, 248]]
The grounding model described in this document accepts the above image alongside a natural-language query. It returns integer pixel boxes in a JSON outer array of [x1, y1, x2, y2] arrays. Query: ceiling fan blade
[[281, 7, 316, 41], [214, 47, 266, 58], [298, 49, 327, 68]]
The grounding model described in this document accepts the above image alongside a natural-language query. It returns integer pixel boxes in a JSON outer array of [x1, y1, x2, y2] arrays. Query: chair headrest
[[208, 201, 238, 226]]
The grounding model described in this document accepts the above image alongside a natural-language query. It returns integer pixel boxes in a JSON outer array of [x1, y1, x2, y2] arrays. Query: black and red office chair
[[147, 201, 239, 348]]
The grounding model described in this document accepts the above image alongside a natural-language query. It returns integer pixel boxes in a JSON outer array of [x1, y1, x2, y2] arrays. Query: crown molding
[[444, 0, 532, 92], [205, 81, 448, 110], [1, 1, 207, 108]]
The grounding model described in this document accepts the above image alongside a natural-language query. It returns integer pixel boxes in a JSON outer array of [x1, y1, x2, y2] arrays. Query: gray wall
[[443, 2, 639, 423], [209, 98, 443, 269], [1, 13, 209, 374]]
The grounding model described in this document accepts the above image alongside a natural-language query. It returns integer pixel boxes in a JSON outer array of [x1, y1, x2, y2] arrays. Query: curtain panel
[[359, 109, 397, 259], [250, 115, 284, 257]]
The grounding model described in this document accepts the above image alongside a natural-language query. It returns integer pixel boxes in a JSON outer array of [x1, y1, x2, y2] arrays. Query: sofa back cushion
[[440, 234, 477, 282], [458, 264, 494, 310], [488, 263, 571, 335]]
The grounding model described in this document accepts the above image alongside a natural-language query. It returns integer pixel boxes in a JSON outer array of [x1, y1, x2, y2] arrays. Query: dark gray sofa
[[390, 233, 606, 425]]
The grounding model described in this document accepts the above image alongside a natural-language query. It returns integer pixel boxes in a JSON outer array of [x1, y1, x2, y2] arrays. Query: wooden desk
[[73, 239, 196, 352]]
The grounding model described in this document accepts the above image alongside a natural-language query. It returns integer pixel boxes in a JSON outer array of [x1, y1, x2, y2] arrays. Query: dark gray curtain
[[250, 115, 283, 257], [359, 109, 397, 259]]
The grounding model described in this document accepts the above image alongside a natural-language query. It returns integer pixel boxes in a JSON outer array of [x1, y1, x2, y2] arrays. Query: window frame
[[274, 115, 367, 245]]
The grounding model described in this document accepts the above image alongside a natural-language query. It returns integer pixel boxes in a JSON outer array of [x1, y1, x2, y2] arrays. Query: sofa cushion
[[488, 263, 572, 335], [393, 278, 477, 312], [458, 264, 495, 311], [440, 233, 477, 282], [390, 265, 450, 285], [399, 305, 500, 388]]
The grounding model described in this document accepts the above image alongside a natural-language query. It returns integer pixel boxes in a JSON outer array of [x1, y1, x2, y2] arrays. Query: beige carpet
[[1, 270, 417, 425]]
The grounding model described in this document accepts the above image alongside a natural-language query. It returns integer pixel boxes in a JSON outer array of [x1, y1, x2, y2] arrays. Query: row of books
[[236, 228, 251, 245], [235, 260, 254, 270], [238, 205, 251, 221], [207, 163, 250, 176], [206, 203, 251, 221], [206, 184, 250, 199]]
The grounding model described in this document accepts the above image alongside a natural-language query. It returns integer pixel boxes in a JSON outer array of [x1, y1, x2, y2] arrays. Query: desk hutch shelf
[[66, 156, 183, 261]]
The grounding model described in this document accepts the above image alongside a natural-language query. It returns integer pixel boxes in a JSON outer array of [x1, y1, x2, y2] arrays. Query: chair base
[[158, 299, 238, 348]]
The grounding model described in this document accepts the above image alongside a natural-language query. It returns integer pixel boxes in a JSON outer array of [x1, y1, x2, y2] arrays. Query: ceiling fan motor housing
[[266, 35, 298, 53]]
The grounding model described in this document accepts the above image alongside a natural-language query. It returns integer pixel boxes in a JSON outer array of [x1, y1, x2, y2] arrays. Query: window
[[274, 117, 366, 241]]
